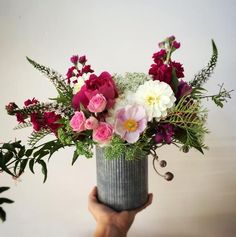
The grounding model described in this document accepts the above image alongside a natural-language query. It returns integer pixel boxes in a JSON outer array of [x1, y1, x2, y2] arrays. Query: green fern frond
[[13, 122, 32, 130], [162, 96, 209, 153], [28, 129, 51, 147], [10, 103, 57, 116], [26, 57, 73, 102], [189, 40, 218, 87]]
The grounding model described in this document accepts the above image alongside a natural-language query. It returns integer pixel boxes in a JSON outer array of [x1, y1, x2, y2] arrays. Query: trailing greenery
[[0, 187, 14, 222], [0, 140, 64, 183], [189, 40, 218, 87]]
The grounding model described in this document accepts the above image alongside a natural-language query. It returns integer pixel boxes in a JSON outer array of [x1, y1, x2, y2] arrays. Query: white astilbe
[[113, 72, 152, 95]]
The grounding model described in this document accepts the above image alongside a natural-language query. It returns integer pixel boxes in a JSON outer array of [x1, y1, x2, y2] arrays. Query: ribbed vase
[[96, 146, 148, 211]]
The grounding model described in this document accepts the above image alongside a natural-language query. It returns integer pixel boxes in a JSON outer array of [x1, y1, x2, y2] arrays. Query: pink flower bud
[[87, 94, 107, 113], [93, 122, 113, 144], [85, 116, 99, 130], [172, 41, 181, 49], [70, 55, 79, 64], [79, 55, 87, 64], [70, 111, 86, 132]]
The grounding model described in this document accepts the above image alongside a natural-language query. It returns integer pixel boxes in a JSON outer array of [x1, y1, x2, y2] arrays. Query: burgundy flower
[[24, 98, 39, 107], [5, 102, 18, 115], [172, 41, 181, 49], [176, 80, 192, 99], [16, 113, 25, 123], [149, 63, 172, 85], [82, 65, 94, 74], [66, 66, 77, 82], [152, 49, 167, 64], [79, 55, 87, 64], [171, 61, 184, 78], [43, 111, 62, 133], [72, 71, 118, 110], [70, 55, 79, 65], [30, 113, 43, 131], [154, 124, 174, 144]]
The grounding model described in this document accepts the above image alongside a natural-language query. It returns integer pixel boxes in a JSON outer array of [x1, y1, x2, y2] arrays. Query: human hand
[[88, 186, 153, 237]]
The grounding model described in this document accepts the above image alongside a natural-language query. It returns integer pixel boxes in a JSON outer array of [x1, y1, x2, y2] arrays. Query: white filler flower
[[135, 80, 176, 121]]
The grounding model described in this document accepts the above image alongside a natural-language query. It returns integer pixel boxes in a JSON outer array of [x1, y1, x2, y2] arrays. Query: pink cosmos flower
[[87, 94, 107, 113], [85, 116, 99, 130], [114, 104, 147, 143], [93, 122, 113, 144], [70, 111, 86, 132]]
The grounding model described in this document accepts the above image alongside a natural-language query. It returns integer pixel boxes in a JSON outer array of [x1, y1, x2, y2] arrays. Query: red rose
[[72, 71, 118, 110]]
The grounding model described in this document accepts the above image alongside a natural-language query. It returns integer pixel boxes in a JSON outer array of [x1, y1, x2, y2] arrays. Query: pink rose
[[70, 111, 86, 132], [93, 122, 113, 144], [85, 116, 99, 130], [87, 94, 107, 113]]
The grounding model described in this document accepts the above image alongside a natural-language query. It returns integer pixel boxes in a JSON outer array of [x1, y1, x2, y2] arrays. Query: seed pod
[[164, 172, 174, 181], [159, 160, 167, 167]]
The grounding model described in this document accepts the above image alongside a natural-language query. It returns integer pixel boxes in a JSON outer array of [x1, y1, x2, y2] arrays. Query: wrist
[[93, 223, 127, 237]]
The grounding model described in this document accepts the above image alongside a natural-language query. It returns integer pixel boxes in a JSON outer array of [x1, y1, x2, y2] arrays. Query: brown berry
[[159, 160, 167, 167], [164, 172, 174, 181]]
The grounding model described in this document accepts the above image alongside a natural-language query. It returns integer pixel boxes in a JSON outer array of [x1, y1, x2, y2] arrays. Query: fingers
[[88, 186, 98, 202]]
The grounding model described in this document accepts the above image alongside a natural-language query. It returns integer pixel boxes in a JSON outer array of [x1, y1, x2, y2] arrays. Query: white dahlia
[[134, 80, 176, 121]]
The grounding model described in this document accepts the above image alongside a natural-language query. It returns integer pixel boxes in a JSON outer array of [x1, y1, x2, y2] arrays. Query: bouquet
[[0, 36, 232, 221]]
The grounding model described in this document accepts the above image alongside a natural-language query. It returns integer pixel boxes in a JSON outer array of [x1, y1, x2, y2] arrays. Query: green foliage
[[0, 187, 14, 222], [28, 129, 51, 147], [189, 40, 218, 87], [13, 122, 32, 130], [162, 96, 209, 153], [26, 57, 73, 104], [0, 140, 64, 183], [104, 135, 149, 160]]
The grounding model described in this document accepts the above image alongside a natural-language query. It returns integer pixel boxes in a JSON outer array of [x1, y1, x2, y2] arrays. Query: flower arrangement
[[0, 36, 233, 221]]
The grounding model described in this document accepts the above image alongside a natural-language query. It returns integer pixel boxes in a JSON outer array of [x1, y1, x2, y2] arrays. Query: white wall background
[[0, 0, 236, 236]]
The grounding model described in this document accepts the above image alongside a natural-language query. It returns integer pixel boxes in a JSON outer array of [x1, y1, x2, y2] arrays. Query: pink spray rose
[[85, 116, 99, 130], [93, 122, 113, 144], [70, 111, 86, 132], [72, 71, 118, 110], [87, 93, 107, 113]]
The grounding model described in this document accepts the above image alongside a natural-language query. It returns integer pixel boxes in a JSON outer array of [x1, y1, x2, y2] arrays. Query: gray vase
[[96, 146, 148, 211]]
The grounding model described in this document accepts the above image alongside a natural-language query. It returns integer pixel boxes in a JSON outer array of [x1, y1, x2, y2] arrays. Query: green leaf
[[13, 160, 21, 175], [72, 150, 79, 165], [1, 143, 15, 153], [29, 159, 35, 174], [18, 159, 28, 176], [37, 160, 47, 183], [18, 146, 26, 158], [25, 148, 33, 157], [0, 207, 6, 222], [0, 198, 14, 205], [0, 187, 10, 194], [171, 68, 179, 94]]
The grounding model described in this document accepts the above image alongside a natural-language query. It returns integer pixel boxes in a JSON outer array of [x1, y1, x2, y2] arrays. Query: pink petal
[[124, 131, 140, 143], [137, 118, 147, 133]]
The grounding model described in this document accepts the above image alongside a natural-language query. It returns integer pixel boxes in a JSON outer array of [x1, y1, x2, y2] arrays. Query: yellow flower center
[[146, 95, 160, 105], [124, 119, 138, 132]]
